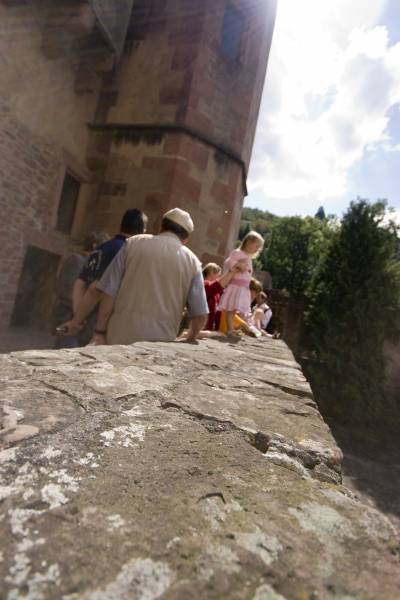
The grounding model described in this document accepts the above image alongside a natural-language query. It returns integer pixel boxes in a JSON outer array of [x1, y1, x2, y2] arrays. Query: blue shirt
[[78, 234, 127, 285]]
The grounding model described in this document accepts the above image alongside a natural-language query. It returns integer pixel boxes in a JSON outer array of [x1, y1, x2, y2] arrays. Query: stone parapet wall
[[1, 338, 399, 598]]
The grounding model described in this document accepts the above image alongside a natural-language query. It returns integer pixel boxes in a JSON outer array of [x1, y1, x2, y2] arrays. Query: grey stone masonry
[[1, 337, 399, 599]]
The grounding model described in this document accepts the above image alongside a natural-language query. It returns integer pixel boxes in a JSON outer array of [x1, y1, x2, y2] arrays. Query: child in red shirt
[[203, 262, 244, 330]]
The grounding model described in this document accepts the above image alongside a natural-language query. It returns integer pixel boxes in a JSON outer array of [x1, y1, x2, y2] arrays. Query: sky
[[247, 0, 400, 220]]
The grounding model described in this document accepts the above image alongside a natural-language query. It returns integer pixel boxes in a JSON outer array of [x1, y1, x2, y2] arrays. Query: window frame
[[52, 155, 90, 239], [220, 3, 245, 66], [55, 170, 82, 236]]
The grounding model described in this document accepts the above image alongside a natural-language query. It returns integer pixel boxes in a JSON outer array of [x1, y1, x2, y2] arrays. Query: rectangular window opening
[[56, 171, 81, 234], [221, 5, 243, 63], [11, 245, 60, 330]]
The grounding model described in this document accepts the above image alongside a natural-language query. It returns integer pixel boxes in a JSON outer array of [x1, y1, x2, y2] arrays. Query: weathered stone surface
[[1, 338, 399, 599]]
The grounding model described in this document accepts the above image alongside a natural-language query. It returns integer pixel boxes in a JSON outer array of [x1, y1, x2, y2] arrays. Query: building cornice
[[88, 122, 248, 195]]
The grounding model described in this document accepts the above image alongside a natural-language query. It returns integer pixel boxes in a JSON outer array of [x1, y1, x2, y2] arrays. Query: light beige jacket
[[107, 233, 201, 344]]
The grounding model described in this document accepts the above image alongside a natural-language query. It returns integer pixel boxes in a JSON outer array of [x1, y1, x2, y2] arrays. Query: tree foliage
[[264, 216, 335, 295], [239, 207, 274, 240], [239, 207, 335, 295], [305, 200, 400, 425], [314, 206, 326, 220]]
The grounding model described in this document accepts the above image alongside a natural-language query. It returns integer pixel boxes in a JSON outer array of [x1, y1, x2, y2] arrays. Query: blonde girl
[[217, 231, 264, 335]]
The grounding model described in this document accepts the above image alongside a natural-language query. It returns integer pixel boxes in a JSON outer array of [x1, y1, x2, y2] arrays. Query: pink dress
[[217, 249, 252, 315]]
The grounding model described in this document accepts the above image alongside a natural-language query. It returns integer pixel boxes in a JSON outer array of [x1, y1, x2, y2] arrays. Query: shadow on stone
[[328, 421, 400, 530]]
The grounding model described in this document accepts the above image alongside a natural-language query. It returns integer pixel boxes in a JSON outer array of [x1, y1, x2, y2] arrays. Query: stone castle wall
[[0, 2, 111, 329], [0, 0, 277, 330], [88, 0, 277, 263], [0, 98, 64, 329]]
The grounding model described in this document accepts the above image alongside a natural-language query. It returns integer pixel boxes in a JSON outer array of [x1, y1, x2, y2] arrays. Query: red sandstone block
[[142, 156, 189, 175], [229, 169, 241, 189], [163, 135, 181, 156], [193, 76, 214, 101], [171, 173, 201, 204], [144, 193, 168, 214], [207, 215, 230, 238], [171, 46, 197, 70], [168, 31, 202, 47], [187, 110, 214, 136], [219, 239, 229, 256], [174, 137, 209, 171], [211, 181, 236, 205], [186, 95, 199, 112], [147, 15, 167, 35], [159, 86, 184, 105], [201, 253, 223, 267]]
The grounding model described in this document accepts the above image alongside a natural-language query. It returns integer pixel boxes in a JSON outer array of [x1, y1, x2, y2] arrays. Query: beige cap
[[163, 207, 194, 234]]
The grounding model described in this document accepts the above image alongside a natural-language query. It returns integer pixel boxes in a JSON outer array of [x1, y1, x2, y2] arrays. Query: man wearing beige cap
[[87, 208, 208, 345]]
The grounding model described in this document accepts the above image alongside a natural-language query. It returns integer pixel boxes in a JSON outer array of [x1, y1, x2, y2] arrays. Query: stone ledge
[[1, 338, 399, 599]]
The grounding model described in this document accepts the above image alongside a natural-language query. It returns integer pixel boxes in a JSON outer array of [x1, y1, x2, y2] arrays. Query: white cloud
[[249, 0, 400, 208], [389, 207, 400, 226]]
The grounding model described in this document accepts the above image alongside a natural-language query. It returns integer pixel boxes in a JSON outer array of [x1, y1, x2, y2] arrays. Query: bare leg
[[226, 311, 239, 336], [252, 308, 265, 332], [226, 311, 234, 335]]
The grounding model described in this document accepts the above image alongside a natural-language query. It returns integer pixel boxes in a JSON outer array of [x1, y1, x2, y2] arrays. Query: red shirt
[[204, 280, 224, 330]]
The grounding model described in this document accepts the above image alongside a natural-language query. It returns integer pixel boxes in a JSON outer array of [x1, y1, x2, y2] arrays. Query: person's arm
[[185, 271, 209, 342], [88, 292, 115, 345], [72, 278, 87, 314], [58, 280, 101, 337], [57, 247, 127, 338], [87, 246, 128, 345], [75, 283, 102, 321], [186, 314, 207, 342], [218, 261, 244, 288]]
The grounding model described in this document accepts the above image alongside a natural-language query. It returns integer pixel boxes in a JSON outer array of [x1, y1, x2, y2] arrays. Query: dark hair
[[82, 231, 109, 252], [120, 209, 147, 235], [161, 217, 189, 241]]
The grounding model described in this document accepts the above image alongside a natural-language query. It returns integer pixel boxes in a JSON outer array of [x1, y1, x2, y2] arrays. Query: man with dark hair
[[67, 208, 208, 345], [76, 209, 147, 290], [57, 209, 147, 340]]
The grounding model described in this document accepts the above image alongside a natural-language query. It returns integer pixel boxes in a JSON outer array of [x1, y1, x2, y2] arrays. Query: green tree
[[240, 207, 274, 240], [306, 200, 400, 426], [315, 206, 326, 220], [263, 216, 334, 295], [238, 220, 251, 240]]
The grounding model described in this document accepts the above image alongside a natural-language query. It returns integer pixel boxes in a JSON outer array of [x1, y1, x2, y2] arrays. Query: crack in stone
[[197, 492, 226, 504], [229, 377, 313, 402], [39, 381, 89, 412], [77, 351, 99, 362], [257, 379, 314, 400], [160, 399, 341, 484]]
